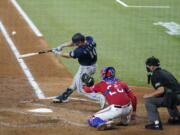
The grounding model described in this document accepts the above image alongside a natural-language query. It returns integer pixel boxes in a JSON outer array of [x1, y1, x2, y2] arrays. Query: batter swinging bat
[[19, 49, 53, 59]]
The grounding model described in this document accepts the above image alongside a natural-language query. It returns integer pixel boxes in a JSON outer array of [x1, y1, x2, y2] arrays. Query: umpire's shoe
[[168, 117, 180, 125], [145, 120, 163, 130]]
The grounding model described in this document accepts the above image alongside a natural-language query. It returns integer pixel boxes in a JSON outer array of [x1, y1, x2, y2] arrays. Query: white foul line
[[0, 21, 45, 99], [129, 5, 170, 8], [116, 0, 128, 7], [11, 0, 43, 37], [116, 0, 170, 8], [0, 108, 87, 127]]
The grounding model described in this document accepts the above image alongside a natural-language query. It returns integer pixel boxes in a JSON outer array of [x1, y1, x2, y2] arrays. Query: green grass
[[17, 0, 180, 86]]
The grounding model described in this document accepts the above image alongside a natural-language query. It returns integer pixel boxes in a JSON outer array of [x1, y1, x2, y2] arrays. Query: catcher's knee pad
[[87, 117, 105, 127]]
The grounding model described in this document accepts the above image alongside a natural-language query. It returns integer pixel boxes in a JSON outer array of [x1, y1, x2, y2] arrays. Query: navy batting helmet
[[145, 56, 160, 66], [72, 33, 85, 44]]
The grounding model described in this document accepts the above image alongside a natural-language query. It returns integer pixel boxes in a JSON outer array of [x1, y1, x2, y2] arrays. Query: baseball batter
[[52, 33, 105, 109], [83, 67, 137, 130]]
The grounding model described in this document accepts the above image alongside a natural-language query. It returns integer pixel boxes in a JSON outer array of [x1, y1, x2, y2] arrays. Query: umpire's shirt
[[151, 67, 180, 96]]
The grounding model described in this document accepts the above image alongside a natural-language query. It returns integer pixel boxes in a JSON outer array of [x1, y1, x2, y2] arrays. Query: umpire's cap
[[145, 56, 160, 66], [72, 33, 85, 44]]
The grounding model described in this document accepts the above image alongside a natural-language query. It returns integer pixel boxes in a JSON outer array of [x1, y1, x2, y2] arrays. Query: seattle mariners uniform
[[52, 33, 106, 109], [83, 67, 137, 130], [144, 56, 180, 130]]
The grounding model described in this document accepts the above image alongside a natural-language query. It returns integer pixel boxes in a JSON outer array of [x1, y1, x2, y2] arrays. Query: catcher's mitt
[[81, 73, 94, 87]]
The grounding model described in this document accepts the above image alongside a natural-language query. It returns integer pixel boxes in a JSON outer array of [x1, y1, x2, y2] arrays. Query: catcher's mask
[[101, 67, 115, 80], [145, 56, 160, 72], [72, 33, 85, 44]]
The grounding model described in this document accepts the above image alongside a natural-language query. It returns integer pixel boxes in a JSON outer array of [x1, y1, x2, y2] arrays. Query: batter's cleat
[[52, 96, 69, 103], [145, 121, 163, 130], [97, 121, 115, 131], [53, 88, 73, 103]]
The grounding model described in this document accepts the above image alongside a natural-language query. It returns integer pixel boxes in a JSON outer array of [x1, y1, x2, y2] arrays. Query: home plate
[[28, 108, 53, 113]]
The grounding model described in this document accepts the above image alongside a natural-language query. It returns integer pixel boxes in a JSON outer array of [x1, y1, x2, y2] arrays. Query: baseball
[[12, 31, 16, 35]]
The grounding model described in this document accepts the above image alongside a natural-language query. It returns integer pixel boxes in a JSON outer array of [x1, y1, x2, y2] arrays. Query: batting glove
[[52, 48, 61, 55], [57, 44, 66, 51]]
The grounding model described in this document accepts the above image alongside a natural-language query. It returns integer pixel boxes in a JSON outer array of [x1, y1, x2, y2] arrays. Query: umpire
[[143, 56, 180, 130]]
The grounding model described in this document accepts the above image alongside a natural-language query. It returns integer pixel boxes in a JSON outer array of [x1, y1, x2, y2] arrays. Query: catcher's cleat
[[97, 121, 115, 131], [116, 121, 128, 126]]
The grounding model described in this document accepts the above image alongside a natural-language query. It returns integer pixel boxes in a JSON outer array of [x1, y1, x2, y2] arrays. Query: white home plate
[[28, 108, 53, 113]]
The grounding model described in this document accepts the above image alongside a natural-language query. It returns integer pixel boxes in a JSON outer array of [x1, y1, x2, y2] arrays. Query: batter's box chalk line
[[0, 108, 87, 128]]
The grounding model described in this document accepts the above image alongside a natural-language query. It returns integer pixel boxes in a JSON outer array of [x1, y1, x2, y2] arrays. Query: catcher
[[82, 67, 137, 130]]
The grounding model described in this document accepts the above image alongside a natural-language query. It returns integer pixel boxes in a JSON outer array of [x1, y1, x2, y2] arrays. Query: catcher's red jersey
[[84, 80, 131, 106]]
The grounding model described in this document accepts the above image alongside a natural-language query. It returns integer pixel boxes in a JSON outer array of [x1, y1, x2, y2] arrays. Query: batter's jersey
[[92, 79, 131, 106], [69, 36, 97, 66], [151, 68, 180, 92]]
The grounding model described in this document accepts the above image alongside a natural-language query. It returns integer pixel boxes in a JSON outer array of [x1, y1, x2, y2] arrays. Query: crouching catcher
[[82, 67, 137, 130]]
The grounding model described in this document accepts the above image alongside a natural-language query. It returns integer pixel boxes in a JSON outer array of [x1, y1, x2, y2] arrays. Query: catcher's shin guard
[[53, 88, 73, 103]]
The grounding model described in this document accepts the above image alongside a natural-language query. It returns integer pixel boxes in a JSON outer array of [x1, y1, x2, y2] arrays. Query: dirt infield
[[0, 0, 180, 135]]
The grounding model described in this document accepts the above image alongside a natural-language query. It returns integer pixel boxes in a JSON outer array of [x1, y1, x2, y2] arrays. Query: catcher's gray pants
[[69, 64, 106, 109], [144, 96, 180, 122]]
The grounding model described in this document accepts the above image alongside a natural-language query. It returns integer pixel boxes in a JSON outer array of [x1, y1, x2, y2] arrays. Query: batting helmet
[[145, 56, 160, 66], [72, 33, 85, 44], [101, 67, 115, 80]]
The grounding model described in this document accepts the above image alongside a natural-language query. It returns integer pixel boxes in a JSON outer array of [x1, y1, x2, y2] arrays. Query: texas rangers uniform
[[84, 77, 137, 127]]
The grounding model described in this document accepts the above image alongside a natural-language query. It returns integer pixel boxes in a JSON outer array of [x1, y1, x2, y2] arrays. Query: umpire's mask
[[145, 56, 160, 84], [145, 56, 160, 72]]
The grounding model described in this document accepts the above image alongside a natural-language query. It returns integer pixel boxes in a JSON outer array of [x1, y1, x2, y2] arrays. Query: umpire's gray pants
[[144, 96, 180, 122]]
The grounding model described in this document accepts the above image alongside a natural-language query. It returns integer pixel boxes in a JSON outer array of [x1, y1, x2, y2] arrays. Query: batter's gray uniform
[[53, 34, 105, 109]]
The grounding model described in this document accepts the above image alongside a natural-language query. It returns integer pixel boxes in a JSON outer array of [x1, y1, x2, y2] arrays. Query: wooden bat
[[18, 49, 53, 59]]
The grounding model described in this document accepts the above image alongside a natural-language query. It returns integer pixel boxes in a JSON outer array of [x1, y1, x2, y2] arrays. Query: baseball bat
[[19, 49, 53, 59]]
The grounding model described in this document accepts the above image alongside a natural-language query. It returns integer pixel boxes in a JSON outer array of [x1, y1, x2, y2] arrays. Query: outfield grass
[[17, 0, 180, 86]]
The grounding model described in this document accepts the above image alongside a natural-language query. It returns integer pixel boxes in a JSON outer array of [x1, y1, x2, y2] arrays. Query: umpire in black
[[143, 56, 180, 130]]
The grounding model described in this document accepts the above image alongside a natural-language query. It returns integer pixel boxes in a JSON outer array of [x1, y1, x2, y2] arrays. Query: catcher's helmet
[[101, 67, 115, 80], [145, 56, 160, 66], [72, 33, 85, 44]]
